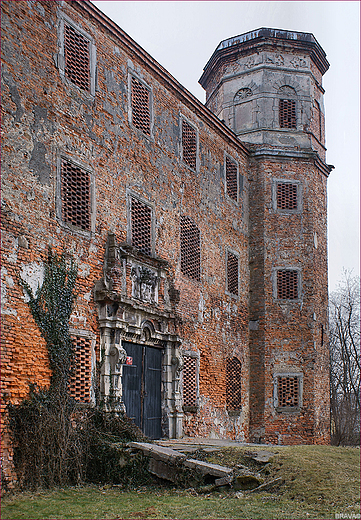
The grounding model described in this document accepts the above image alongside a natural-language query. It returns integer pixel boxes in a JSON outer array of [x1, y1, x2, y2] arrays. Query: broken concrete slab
[[184, 459, 233, 477], [244, 450, 276, 463], [128, 442, 186, 463]]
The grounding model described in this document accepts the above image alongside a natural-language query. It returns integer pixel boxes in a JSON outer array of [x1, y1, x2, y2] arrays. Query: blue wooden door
[[122, 342, 162, 439]]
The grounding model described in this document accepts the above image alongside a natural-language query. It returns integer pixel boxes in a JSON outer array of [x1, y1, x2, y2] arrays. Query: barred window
[[183, 356, 198, 408], [180, 216, 200, 281], [70, 337, 92, 403], [227, 251, 239, 296], [182, 120, 197, 170], [61, 160, 91, 231], [226, 357, 242, 410], [277, 270, 298, 300], [225, 157, 238, 201], [279, 99, 296, 129], [131, 198, 152, 256], [277, 183, 298, 210], [64, 23, 90, 91], [277, 376, 299, 408], [131, 77, 151, 135]]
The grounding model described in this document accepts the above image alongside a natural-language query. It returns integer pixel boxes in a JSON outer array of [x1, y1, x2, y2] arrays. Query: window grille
[[226, 357, 242, 410], [279, 99, 296, 128], [277, 376, 299, 408], [182, 120, 197, 170], [277, 183, 298, 210], [70, 337, 92, 403], [227, 251, 239, 296], [61, 160, 90, 231], [131, 77, 151, 135], [277, 270, 298, 300], [183, 356, 197, 408], [64, 23, 90, 91], [180, 216, 200, 281], [225, 157, 238, 201], [131, 198, 152, 255]]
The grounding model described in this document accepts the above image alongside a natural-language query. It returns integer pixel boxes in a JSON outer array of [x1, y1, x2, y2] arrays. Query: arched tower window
[[278, 86, 297, 129], [226, 357, 242, 411]]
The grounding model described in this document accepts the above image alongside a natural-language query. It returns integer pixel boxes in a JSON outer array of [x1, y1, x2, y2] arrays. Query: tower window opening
[[182, 120, 197, 170], [277, 270, 298, 300], [64, 23, 90, 91], [131, 76, 151, 135], [277, 182, 298, 210], [277, 376, 299, 408], [279, 99, 296, 128], [61, 160, 91, 231], [180, 216, 200, 281], [131, 198, 152, 255]]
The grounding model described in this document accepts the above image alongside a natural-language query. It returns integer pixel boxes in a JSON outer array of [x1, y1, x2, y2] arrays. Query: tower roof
[[199, 27, 329, 88]]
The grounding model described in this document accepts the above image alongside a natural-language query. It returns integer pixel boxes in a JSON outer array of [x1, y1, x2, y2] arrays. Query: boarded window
[[183, 356, 197, 408], [61, 160, 91, 231], [70, 336, 92, 403], [227, 251, 239, 296], [131, 198, 152, 256], [277, 376, 299, 408], [64, 23, 90, 91], [279, 99, 296, 128], [225, 157, 238, 201], [226, 357, 242, 410], [180, 216, 200, 281], [182, 120, 197, 170], [131, 77, 151, 135], [277, 270, 298, 300], [277, 183, 298, 210]]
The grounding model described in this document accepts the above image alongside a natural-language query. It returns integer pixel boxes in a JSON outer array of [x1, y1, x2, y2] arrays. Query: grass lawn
[[1, 445, 360, 520]]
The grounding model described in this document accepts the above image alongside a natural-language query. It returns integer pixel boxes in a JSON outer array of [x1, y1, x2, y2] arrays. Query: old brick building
[[1, 0, 332, 476]]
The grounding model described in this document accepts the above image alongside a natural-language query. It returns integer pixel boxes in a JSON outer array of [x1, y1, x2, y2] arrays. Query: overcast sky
[[93, 1, 360, 292]]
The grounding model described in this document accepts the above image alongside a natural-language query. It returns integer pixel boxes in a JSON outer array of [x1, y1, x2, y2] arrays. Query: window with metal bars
[[182, 120, 197, 170], [279, 99, 296, 129], [131, 197, 152, 256], [183, 355, 198, 409], [226, 357, 242, 411], [61, 159, 91, 231], [131, 76, 151, 135], [64, 23, 90, 92], [70, 336, 92, 403], [277, 182, 298, 210], [227, 251, 239, 296], [277, 270, 299, 300], [180, 216, 200, 281], [277, 376, 299, 408], [225, 156, 238, 201]]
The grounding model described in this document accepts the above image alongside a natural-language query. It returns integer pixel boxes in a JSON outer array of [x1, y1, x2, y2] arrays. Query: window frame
[[182, 350, 200, 413], [126, 191, 155, 257], [180, 116, 199, 172], [56, 154, 95, 237], [272, 267, 302, 302], [224, 153, 239, 204], [226, 249, 240, 298], [180, 215, 201, 282], [58, 13, 96, 96], [273, 372, 303, 413], [128, 72, 154, 138], [272, 178, 302, 214]]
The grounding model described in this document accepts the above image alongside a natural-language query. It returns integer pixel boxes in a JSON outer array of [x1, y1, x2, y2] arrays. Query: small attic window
[[131, 76, 151, 136], [181, 120, 197, 170], [225, 156, 238, 202]]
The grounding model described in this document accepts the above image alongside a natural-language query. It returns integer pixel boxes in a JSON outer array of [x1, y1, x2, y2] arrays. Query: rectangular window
[[225, 156, 238, 201], [180, 216, 200, 281], [182, 120, 197, 170], [70, 336, 92, 403], [279, 99, 296, 128], [131, 197, 152, 256], [183, 355, 198, 409], [61, 159, 91, 231], [227, 251, 239, 296], [131, 76, 151, 135], [226, 357, 242, 411], [64, 23, 90, 92], [277, 182, 298, 210], [277, 376, 299, 408], [277, 270, 298, 300]]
